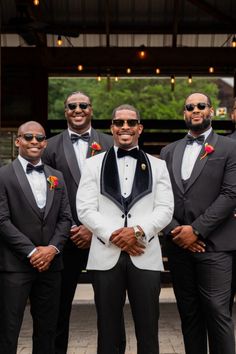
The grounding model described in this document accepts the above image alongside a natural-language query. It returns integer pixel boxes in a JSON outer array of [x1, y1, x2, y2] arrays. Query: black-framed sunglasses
[[65, 102, 91, 110], [112, 119, 140, 127], [18, 133, 46, 142], [184, 102, 210, 112]]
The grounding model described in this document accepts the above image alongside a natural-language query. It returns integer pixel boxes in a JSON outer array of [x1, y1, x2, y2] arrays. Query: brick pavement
[[16, 286, 236, 354]]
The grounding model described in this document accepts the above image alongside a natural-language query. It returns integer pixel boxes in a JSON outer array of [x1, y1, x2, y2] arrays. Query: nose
[[122, 121, 130, 128]]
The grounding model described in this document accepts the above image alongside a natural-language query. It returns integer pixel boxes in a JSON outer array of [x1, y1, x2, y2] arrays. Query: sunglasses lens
[[197, 103, 207, 110], [79, 103, 90, 109], [67, 103, 77, 110], [113, 120, 123, 127], [185, 104, 194, 112], [35, 135, 46, 142], [23, 134, 34, 141], [128, 120, 139, 127]]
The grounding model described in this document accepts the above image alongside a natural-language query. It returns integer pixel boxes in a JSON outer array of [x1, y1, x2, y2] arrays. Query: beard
[[185, 116, 211, 132]]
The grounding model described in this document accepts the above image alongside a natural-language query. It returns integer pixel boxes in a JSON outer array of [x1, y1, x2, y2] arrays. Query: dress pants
[[166, 240, 235, 354], [55, 246, 126, 354], [92, 252, 161, 354], [0, 270, 61, 354]]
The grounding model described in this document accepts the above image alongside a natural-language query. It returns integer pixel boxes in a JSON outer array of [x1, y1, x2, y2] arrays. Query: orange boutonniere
[[47, 176, 59, 190], [90, 141, 102, 156], [200, 143, 215, 160]]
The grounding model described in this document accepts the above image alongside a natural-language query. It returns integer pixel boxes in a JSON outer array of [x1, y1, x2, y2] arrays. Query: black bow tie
[[26, 163, 44, 174], [117, 148, 139, 159], [186, 134, 205, 145], [71, 133, 90, 143]]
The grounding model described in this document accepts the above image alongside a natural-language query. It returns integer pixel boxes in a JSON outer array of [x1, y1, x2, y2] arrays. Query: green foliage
[[48, 77, 220, 120]]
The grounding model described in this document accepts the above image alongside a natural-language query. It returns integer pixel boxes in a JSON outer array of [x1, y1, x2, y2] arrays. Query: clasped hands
[[110, 227, 145, 256], [30, 246, 57, 272], [171, 225, 205, 253], [70, 225, 92, 249]]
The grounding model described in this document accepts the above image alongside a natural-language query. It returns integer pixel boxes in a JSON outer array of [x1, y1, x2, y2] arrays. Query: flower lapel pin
[[200, 143, 215, 160], [90, 141, 102, 156], [47, 176, 59, 190]]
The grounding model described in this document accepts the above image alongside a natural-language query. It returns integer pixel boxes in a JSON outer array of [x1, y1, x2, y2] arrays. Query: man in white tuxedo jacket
[[77, 104, 174, 354]]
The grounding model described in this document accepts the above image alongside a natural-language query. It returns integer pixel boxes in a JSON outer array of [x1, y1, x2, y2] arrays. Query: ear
[[15, 137, 20, 148], [138, 124, 143, 135], [110, 125, 114, 135]]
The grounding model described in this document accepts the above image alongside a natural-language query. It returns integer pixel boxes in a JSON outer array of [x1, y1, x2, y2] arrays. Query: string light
[[155, 68, 160, 74], [33, 0, 39, 5], [188, 74, 192, 84], [97, 75, 102, 82], [170, 75, 175, 84], [126, 68, 131, 74], [114, 76, 119, 82], [209, 66, 214, 73], [57, 35, 63, 46], [232, 36, 236, 48], [138, 45, 146, 59], [77, 65, 83, 71]]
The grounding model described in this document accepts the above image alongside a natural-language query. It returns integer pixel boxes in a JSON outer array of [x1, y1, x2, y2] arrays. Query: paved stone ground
[[16, 286, 236, 354]]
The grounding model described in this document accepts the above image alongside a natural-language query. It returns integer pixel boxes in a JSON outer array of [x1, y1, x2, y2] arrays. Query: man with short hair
[[42, 91, 117, 353], [77, 104, 174, 354], [160, 92, 236, 354], [0, 121, 71, 354]]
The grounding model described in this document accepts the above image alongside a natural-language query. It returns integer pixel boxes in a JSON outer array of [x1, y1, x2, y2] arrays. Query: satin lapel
[[100, 148, 124, 211], [128, 150, 152, 209], [43, 165, 54, 219], [87, 128, 105, 157], [62, 130, 81, 186], [185, 131, 218, 192], [172, 139, 186, 194], [12, 159, 41, 218]]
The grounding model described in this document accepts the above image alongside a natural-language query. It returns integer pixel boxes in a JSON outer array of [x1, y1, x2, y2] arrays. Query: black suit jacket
[[160, 131, 236, 251], [228, 130, 236, 140], [42, 128, 113, 250], [0, 159, 72, 272]]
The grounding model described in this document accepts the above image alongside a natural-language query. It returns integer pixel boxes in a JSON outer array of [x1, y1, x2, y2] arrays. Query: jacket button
[[128, 214, 131, 218]]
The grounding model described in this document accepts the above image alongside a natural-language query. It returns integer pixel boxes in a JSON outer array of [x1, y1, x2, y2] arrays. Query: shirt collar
[[18, 155, 43, 173]]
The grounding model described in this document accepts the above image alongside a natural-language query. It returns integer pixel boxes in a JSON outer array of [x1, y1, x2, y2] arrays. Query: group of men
[[0, 91, 236, 354]]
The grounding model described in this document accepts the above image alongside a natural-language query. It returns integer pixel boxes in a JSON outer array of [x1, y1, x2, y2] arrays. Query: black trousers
[[0, 270, 61, 354], [55, 247, 88, 354], [92, 252, 161, 354], [166, 241, 235, 354]]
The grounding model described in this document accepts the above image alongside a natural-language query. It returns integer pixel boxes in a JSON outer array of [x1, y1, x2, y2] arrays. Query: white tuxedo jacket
[[77, 148, 174, 271]]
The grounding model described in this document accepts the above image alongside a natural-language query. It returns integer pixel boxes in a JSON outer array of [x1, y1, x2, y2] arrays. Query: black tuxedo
[[228, 130, 236, 140], [0, 158, 72, 354], [160, 131, 236, 354], [42, 128, 114, 353]]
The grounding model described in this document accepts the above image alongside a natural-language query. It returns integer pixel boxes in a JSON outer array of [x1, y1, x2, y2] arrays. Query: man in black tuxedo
[[42, 91, 115, 354], [160, 92, 236, 354], [228, 97, 236, 140], [0, 121, 72, 354]]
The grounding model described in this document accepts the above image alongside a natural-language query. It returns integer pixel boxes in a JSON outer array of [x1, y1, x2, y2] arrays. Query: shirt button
[[128, 214, 131, 218]]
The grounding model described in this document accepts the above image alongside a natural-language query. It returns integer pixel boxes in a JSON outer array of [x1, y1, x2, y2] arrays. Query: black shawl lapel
[[62, 130, 81, 186], [128, 150, 152, 210], [172, 139, 186, 194], [43, 165, 55, 219], [12, 159, 41, 218], [100, 148, 123, 211], [185, 131, 218, 192]]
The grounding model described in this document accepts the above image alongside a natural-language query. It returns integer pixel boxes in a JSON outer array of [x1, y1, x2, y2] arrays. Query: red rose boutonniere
[[90, 141, 102, 156], [47, 176, 59, 190], [200, 143, 215, 160]]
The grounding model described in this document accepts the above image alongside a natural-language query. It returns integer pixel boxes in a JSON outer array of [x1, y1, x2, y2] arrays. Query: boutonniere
[[200, 143, 215, 160], [47, 176, 59, 190], [90, 141, 102, 156]]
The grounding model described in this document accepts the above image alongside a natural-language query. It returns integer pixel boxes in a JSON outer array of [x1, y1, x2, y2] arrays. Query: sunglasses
[[65, 102, 91, 110], [112, 119, 140, 127], [18, 133, 46, 142], [184, 102, 210, 112]]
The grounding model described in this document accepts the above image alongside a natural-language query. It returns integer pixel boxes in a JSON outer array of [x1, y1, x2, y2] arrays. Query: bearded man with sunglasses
[[0, 121, 72, 354], [160, 92, 236, 354], [42, 91, 115, 354], [76, 104, 174, 354]]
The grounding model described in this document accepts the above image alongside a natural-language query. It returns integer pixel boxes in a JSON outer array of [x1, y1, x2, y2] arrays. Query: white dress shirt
[[181, 127, 212, 180], [18, 155, 47, 208], [114, 146, 138, 198], [68, 127, 91, 171]]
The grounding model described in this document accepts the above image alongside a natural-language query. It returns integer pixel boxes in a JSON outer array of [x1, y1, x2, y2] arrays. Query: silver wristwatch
[[133, 226, 143, 239]]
